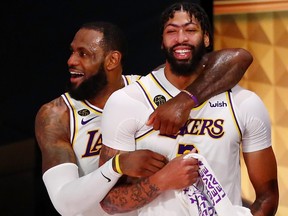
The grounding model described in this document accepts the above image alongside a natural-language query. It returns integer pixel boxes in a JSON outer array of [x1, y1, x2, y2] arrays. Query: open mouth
[[174, 49, 191, 59], [70, 71, 84, 78]]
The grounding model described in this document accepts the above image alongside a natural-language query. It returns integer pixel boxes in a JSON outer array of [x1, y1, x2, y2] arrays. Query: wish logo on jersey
[[209, 101, 227, 108]]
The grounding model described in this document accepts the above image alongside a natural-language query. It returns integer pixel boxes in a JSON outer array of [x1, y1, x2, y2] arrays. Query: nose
[[67, 52, 79, 66], [176, 29, 188, 43]]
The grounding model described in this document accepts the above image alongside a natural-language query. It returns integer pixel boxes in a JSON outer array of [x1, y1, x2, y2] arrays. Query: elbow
[[48, 191, 88, 216], [51, 197, 79, 216], [235, 48, 253, 69], [100, 200, 117, 215], [251, 179, 279, 216]]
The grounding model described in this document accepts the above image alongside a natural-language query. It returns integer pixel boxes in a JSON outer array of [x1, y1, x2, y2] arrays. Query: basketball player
[[99, 2, 278, 216], [35, 18, 253, 215]]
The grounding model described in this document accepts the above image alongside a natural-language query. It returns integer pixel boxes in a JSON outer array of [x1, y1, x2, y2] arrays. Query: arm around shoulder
[[146, 48, 253, 135], [186, 48, 253, 103]]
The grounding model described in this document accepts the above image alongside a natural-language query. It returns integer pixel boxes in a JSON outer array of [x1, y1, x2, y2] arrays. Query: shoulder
[[35, 96, 69, 130], [231, 85, 270, 125], [123, 74, 142, 85], [104, 81, 149, 118], [107, 83, 140, 106], [231, 85, 266, 108], [36, 96, 68, 118]]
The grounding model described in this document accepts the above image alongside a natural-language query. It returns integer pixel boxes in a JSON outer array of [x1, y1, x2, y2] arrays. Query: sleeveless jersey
[[102, 68, 271, 216], [61, 75, 141, 176]]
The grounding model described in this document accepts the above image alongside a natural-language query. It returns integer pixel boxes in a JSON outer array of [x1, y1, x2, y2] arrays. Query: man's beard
[[67, 65, 108, 101], [163, 41, 206, 76]]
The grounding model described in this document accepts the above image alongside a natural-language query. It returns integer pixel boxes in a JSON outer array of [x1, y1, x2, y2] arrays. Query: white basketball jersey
[[61, 75, 141, 176], [135, 72, 241, 215], [60, 75, 141, 216], [102, 68, 271, 216]]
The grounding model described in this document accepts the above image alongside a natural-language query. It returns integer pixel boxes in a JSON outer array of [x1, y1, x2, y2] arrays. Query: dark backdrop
[[1, 0, 212, 145], [0, 0, 213, 215]]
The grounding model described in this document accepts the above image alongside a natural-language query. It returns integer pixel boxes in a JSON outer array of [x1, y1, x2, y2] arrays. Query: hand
[[150, 152, 199, 191], [146, 92, 194, 135], [119, 150, 167, 178]]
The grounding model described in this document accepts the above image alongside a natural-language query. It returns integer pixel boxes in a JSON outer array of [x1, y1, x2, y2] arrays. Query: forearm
[[185, 48, 253, 104], [43, 158, 121, 215], [101, 177, 161, 214], [250, 179, 279, 216]]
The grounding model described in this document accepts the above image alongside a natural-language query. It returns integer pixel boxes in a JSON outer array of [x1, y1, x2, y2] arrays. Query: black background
[[1, 0, 212, 145], [0, 1, 212, 214]]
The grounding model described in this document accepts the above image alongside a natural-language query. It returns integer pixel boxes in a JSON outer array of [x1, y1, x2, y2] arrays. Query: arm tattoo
[[101, 177, 160, 214]]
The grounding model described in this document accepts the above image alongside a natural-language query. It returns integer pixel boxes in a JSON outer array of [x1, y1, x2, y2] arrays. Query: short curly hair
[[160, 2, 213, 52]]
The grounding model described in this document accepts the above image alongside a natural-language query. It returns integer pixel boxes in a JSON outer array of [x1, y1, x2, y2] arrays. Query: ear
[[204, 33, 210, 48], [105, 51, 121, 71]]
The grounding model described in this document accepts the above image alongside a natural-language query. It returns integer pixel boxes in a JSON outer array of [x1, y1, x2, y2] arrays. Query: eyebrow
[[164, 21, 197, 29]]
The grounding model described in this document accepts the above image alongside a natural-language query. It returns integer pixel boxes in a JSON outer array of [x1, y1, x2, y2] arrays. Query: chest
[[136, 93, 241, 161], [62, 94, 103, 176]]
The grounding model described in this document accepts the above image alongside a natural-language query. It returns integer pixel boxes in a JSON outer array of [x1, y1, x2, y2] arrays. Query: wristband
[[181, 90, 199, 106], [114, 154, 123, 174]]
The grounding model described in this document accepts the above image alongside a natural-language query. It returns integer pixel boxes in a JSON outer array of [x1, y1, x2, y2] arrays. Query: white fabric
[[231, 85, 271, 153], [101, 68, 271, 214], [44, 75, 141, 215], [61, 74, 141, 176], [43, 158, 122, 216], [182, 153, 252, 216]]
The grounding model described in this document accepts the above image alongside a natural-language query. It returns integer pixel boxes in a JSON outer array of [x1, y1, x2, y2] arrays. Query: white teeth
[[70, 71, 84, 76], [175, 50, 189, 54]]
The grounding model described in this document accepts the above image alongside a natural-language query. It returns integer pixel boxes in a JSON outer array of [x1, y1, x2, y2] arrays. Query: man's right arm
[[35, 98, 120, 215], [35, 98, 167, 215]]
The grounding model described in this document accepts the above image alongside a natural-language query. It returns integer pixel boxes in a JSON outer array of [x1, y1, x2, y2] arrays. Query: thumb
[[191, 148, 197, 153], [146, 113, 155, 126]]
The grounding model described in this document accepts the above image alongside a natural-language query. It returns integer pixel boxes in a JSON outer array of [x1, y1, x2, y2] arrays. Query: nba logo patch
[[153, 95, 166, 107]]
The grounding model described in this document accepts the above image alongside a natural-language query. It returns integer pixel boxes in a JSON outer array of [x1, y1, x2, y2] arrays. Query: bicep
[[101, 90, 144, 151], [243, 147, 277, 194], [206, 48, 253, 71], [35, 99, 74, 173]]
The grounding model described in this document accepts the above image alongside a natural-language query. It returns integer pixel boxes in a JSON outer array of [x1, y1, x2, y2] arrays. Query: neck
[[87, 75, 124, 109]]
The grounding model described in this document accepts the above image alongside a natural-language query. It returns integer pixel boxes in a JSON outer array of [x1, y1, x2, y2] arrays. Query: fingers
[[171, 125, 180, 136], [150, 151, 168, 164], [191, 148, 197, 153], [121, 150, 167, 177], [156, 157, 200, 190], [154, 117, 177, 135], [146, 111, 184, 135], [141, 151, 167, 174], [146, 112, 155, 126]]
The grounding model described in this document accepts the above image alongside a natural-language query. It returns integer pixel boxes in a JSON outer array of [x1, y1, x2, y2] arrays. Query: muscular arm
[[99, 145, 162, 213], [35, 98, 168, 215], [35, 98, 124, 215], [99, 145, 199, 214], [243, 147, 279, 216], [35, 97, 75, 173], [147, 48, 253, 135]]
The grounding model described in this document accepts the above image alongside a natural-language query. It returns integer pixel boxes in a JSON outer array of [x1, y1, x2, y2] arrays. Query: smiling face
[[162, 11, 210, 76], [66, 28, 108, 100]]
